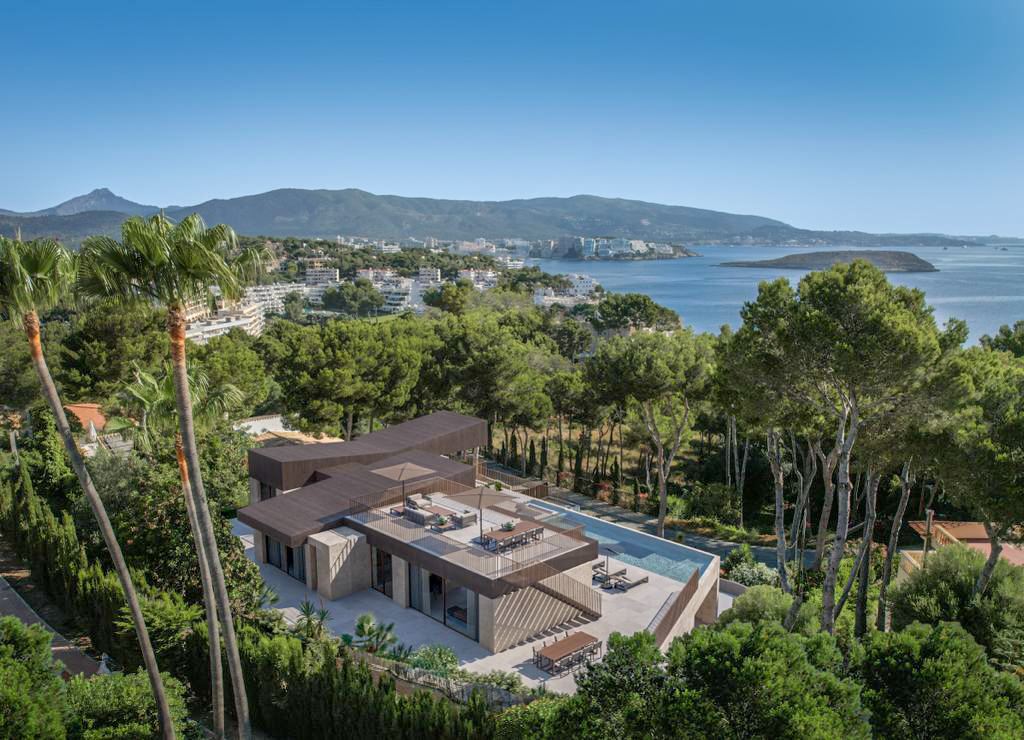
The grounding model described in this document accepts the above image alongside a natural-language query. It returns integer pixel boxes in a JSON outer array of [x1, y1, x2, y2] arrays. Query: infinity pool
[[528, 501, 715, 585]]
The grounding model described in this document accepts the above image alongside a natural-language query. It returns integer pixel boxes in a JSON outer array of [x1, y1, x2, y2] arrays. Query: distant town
[[183, 235, 636, 343]]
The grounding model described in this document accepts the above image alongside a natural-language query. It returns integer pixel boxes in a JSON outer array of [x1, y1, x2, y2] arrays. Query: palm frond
[[0, 236, 71, 321]]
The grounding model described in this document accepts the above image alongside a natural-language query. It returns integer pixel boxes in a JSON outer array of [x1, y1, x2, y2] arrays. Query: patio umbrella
[[603, 545, 621, 573]]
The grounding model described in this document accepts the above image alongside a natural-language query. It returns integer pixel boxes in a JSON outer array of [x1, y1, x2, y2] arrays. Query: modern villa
[[237, 411, 720, 681]]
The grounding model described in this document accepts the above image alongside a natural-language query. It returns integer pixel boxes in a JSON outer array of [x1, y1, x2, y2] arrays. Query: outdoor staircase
[[492, 584, 584, 652]]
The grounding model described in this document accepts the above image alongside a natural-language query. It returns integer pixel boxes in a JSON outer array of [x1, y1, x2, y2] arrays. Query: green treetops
[[888, 544, 1024, 673]]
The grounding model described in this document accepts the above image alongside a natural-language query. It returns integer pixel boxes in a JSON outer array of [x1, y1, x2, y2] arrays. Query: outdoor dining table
[[480, 522, 543, 551], [535, 631, 601, 674]]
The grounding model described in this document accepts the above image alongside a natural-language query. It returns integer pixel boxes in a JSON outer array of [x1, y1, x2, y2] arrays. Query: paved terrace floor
[[234, 519, 689, 694]]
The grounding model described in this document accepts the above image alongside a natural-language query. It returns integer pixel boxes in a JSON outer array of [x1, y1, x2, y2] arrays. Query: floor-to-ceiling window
[[371, 547, 393, 598], [407, 563, 479, 641], [444, 581, 478, 640], [409, 561, 423, 611], [266, 535, 282, 568], [266, 534, 305, 582], [285, 543, 305, 582]]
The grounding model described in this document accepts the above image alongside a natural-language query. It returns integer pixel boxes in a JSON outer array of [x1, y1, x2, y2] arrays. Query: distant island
[[719, 250, 938, 273]]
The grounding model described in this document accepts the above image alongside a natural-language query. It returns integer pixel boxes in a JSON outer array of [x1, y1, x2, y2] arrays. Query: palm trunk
[[168, 306, 251, 740], [7, 429, 17, 462], [176, 437, 224, 737], [24, 312, 175, 739], [876, 460, 913, 631]]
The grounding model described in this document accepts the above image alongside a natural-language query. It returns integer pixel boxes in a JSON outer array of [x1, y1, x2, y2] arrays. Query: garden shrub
[[65, 671, 192, 740], [889, 544, 1024, 673], [853, 622, 1024, 738], [0, 616, 66, 739]]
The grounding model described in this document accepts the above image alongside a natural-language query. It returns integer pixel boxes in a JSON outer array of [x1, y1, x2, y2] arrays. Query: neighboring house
[[65, 403, 106, 441], [903, 521, 1024, 574], [238, 411, 720, 660], [64, 403, 133, 457]]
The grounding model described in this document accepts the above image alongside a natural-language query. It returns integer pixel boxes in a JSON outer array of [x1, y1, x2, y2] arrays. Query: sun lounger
[[613, 574, 649, 591], [593, 567, 626, 584]]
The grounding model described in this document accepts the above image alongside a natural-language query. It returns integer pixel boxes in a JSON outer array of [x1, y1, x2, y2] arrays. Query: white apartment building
[[496, 256, 525, 270], [567, 273, 598, 297], [533, 288, 594, 310], [418, 267, 442, 284], [306, 281, 341, 304], [186, 302, 265, 344], [184, 297, 213, 322], [457, 269, 499, 290], [305, 267, 340, 285], [243, 282, 307, 314]]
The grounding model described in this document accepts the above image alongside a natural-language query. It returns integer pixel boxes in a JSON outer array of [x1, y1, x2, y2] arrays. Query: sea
[[537, 245, 1024, 343]]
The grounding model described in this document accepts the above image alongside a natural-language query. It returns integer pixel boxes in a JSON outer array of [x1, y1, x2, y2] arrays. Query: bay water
[[539, 245, 1024, 342]]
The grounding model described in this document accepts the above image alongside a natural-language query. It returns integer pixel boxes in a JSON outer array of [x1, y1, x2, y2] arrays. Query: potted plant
[[500, 521, 516, 532]]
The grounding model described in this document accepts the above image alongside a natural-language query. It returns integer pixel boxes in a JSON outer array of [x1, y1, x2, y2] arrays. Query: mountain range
[[0, 187, 975, 248]]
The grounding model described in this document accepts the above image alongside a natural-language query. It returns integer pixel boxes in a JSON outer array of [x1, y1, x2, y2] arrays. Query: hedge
[[0, 466, 495, 739]]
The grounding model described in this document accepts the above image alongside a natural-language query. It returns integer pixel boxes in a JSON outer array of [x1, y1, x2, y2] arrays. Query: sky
[[2, 0, 1023, 235]]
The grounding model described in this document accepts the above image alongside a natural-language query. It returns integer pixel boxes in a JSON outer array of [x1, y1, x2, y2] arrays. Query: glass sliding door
[[428, 573, 444, 621], [407, 563, 479, 642], [371, 547, 393, 598], [285, 544, 305, 582], [266, 535, 282, 568], [444, 581, 478, 640], [409, 562, 423, 612]]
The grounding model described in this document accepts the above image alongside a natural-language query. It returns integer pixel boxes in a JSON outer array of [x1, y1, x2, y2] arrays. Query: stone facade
[[306, 527, 371, 600]]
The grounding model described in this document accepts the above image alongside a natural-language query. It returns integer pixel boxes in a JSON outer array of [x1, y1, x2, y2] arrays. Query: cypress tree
[[540, 437, 548, 476], [510, 435, 518, 467], [557, 442, 565, 472], [528, 439, 537, 475]]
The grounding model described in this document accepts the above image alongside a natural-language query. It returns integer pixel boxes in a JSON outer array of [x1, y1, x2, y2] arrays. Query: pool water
[[528, 501, 714, 585]]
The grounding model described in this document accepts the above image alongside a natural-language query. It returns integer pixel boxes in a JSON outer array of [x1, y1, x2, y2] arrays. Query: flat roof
[[248, 410, 487, 490], [239, 450, 476, 546]]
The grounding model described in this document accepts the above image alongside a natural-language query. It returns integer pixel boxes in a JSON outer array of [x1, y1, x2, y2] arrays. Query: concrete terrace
[[235, 518, 706, 694]]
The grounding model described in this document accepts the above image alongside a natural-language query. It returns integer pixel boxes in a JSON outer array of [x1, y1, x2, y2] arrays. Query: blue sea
[[538, 245, 1024, 342]]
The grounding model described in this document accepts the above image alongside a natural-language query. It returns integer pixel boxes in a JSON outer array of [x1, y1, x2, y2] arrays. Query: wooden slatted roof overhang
[[247, 411, 487, 491], [238, 451, 477, 547]]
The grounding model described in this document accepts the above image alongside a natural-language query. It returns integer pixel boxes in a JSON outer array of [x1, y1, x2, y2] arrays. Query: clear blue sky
[[3, 0, 1022, 235]]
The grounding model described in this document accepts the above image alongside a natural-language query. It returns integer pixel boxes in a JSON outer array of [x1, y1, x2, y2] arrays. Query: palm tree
[[78, 214, 264, 739], [294, 599, 330, 642], [341, 612, 399, 654], [114, 363, 243, 738], [0, 236, 176, 739]]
